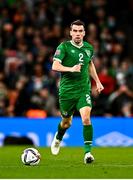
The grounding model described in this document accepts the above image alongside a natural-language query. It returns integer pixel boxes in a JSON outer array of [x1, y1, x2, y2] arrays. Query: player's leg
[[56, 116, 72, 141], [79, 106, 94, 163], [51, 99, 75, 155], [51, 116, 72, 155], [77, 92, 94, 163]]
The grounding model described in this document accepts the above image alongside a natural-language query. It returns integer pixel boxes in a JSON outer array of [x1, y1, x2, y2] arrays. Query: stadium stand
[[0, 0, 133, 117]]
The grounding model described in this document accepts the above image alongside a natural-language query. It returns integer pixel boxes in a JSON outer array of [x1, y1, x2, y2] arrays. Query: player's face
[[70, 25, 85, 45]]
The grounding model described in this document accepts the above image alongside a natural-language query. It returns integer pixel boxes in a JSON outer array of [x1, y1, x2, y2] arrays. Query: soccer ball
[[21, 147, 41, 166]]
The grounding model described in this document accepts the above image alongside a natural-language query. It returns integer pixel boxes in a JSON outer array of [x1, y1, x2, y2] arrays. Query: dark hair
[[70, 20, 85, 29]]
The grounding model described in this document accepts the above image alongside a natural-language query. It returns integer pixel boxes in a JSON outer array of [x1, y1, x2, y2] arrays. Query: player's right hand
[[71, 64, 81, 72]]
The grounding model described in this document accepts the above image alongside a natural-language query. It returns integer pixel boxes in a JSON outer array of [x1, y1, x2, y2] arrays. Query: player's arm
[[53, 42, 81, 72], [89, 61, 104, 93], [52, 60, 81, 72]]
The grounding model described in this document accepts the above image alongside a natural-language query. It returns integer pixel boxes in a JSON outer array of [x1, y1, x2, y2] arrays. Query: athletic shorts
[[59, 91, 92, 118]]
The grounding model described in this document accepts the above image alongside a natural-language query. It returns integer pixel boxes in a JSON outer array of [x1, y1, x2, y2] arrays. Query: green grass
[[0, 146, 133, 178]]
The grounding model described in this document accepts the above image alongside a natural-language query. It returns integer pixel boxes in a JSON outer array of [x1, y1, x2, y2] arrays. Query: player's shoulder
[[83, 41, 94, 50], [58, 41, 70, 48], [61, 40, 71, 46]]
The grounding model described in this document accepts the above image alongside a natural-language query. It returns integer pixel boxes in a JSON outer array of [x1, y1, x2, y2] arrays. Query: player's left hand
[[96, 82, 104, 94]]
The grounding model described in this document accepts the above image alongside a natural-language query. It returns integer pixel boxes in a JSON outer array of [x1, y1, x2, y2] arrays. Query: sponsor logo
[[95, 131, 133, 146], [71, 49, 75, 53]]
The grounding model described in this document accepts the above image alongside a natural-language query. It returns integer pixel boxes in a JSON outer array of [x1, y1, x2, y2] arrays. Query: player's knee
[[82, 116, 91, 125], [61, 117, 72, 128], [61, 121, 71, 128], [64, 121, 71, 128]]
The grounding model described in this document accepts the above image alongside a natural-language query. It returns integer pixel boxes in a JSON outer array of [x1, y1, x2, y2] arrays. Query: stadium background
[[0, 0, 133, 148]]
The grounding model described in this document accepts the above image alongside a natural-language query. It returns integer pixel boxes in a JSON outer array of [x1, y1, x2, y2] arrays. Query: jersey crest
[[85, 50, 91, 57]]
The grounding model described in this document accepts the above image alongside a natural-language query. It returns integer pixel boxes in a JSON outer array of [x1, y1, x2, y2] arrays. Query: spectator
[[0, 0, 133, 117]]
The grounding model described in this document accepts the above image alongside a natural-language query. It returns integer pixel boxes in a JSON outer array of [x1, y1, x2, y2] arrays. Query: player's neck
[[71, 40, 83, 48]]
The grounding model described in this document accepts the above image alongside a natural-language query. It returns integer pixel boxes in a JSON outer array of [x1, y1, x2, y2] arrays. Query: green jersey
[[53, 40, 94, 100]]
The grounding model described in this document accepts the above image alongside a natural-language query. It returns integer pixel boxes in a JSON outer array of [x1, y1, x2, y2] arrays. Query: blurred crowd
[[0, 0, 133, 118]]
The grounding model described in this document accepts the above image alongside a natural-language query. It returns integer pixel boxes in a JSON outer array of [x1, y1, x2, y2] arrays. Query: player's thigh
[[79, 106, 92, 125], [76, 91, 92, 111], [59, 98, 77, 118], [76, 92, 92, 124]]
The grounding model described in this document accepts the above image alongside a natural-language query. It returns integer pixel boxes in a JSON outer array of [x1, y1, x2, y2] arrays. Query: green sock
[[56, 123, 68, 141], [83, 125, 93, 154]]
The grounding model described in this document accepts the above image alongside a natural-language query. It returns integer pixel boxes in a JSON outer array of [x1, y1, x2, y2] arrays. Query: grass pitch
[[0, 146, 133, 178]]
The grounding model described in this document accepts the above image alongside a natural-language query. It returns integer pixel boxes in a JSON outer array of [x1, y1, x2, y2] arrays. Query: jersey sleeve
[[53, 43, 65, 63], [85, 41, 94, 61], [90, 47, 94, 61]]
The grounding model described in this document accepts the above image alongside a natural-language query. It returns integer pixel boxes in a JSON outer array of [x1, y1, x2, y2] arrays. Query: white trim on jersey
[[70, 40, 83, 48], [53, 58, 62, 63], [84, 141, 92, 144]]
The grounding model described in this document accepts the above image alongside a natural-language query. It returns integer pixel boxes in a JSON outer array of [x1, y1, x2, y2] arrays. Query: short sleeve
[[90, 47, 94, 60], [53, 43, 66, 63]]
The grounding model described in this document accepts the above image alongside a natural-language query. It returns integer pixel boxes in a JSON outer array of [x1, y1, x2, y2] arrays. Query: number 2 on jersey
[[79, 53, 84, 65]]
